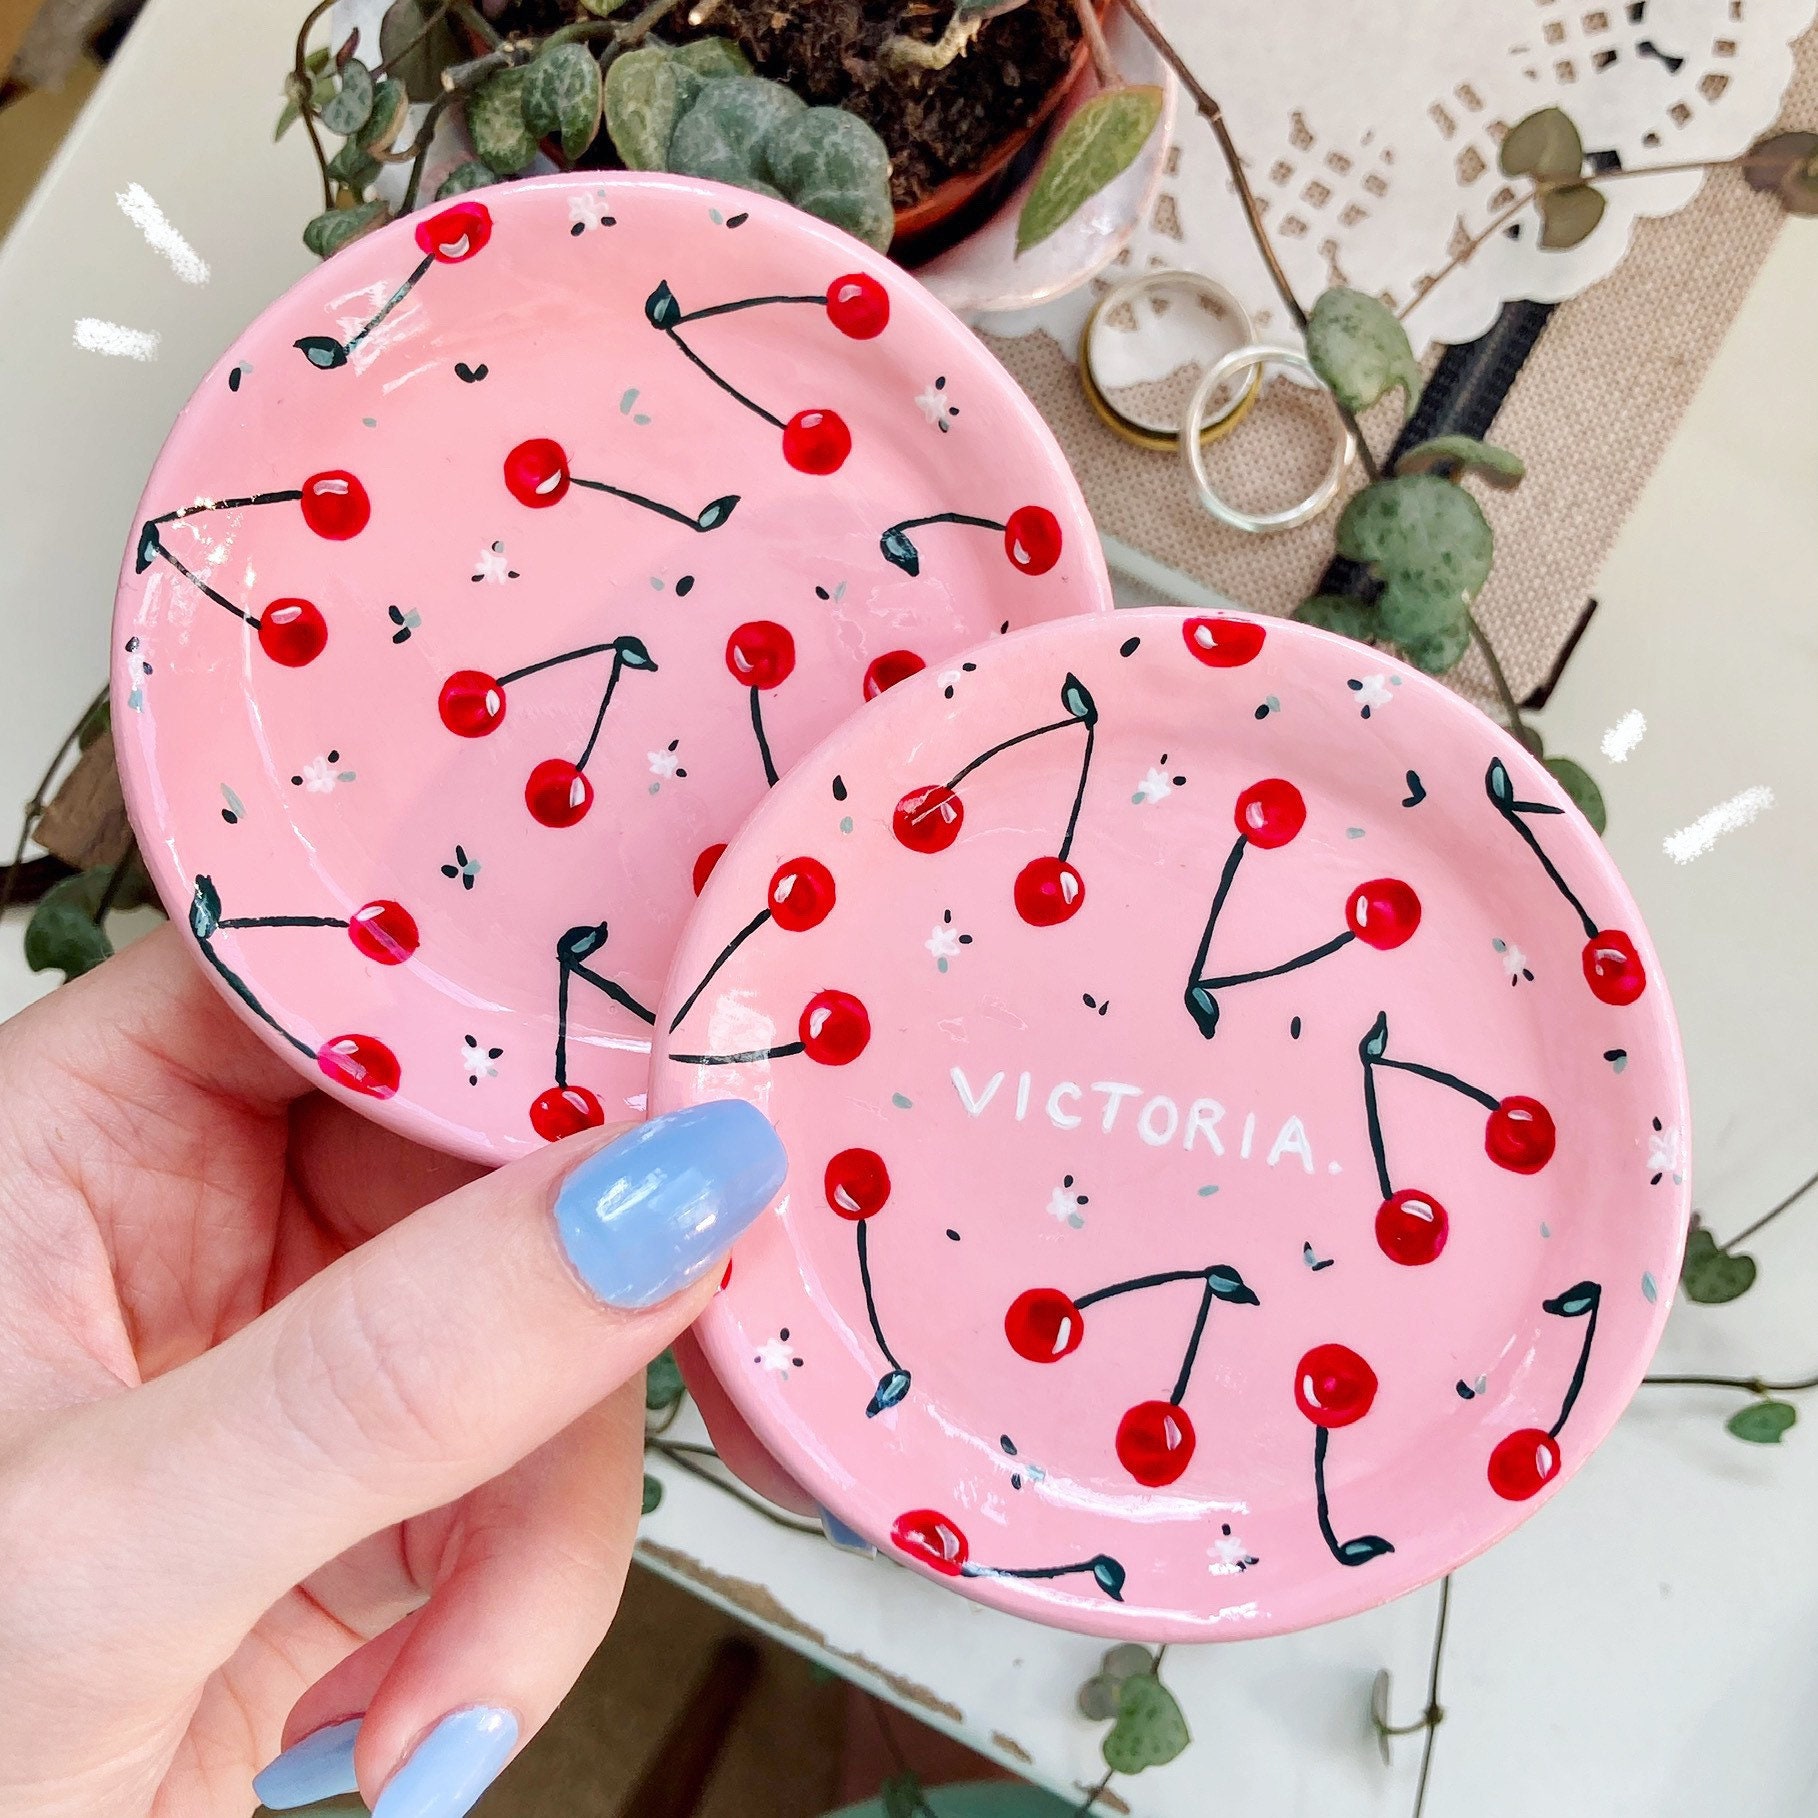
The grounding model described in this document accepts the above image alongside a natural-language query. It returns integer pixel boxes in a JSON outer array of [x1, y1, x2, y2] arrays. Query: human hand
[[0, 926, 785, 1817]]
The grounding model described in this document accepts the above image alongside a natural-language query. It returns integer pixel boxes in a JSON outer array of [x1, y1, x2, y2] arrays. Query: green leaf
[[1544, 756, 1607, 835], [1728, 1399, 1796, 1444], [468, 66, 538, 174], [357, 77, 410, 154], [320, 56, 375, 136], [881, 1773, 924, 1818], [1293, 594, 1378, 643], [524, 40, 603, 162], [791, 179, 893, 251], [668, 75, 805, 185], [641, 1472, 664, 1513], [582, 0, 629, 12], [190, 874, 222, 942], [275, 67, 337, 141], [616, 635, 657, 671], [1102, 1673, 1190, 1775], [1306, 287, 1422, 416], [1538, 182, 1606, 250], [604, 46, 697, 170], [1337, 474, 1493, 610], [1394, 613, 1472, 675], [327, 139, 381, 191], [379, 0, 461, 103], [1360, 1011, 1389, 1061], [1060, 673, 1097, 723], [1377, 579, 1467, 649], [644, 278, 682, 328], [1396, 435, 1526, 490], [670, 36, 753, 79], [436, 159, 496, 199], [1680, 1226, 1757, 1304], [764, 107, 894, 253], [1016, 85, 1164, 253], [1542, 1281, 1601, 1319], [24, 869, 116, 980], [302, 198, 391, 257], [645, 1348, 686, 1410], [76, 696, 111, 750], [1207, 1264, 1258, 1304], [1101, 1643, 1154, 1683], [956, 0, 1030, 15], [1077, 1674, 1120, 1721], [1500, 107, 1584, 181]]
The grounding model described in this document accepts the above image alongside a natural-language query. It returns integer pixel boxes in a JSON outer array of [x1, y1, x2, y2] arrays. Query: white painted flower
[[648, 747, 681, 779], [461, 1034, 501, 1084], [299, 755, 340, 793], [1209, 1527, 1257, 1575], [1352, 674, 1394, 712], [567, 193, 594, 226], [471, 539, 517, 584], [925, 922, 962, 964], [1046, 1174, 1088, 1228], [754, 1336, 797, 1375], [1133, 765, 1174, 806], [1648, 1121, 1685, 1184], [1498, 940, 1529, 982], [915, 375, 959, 431]]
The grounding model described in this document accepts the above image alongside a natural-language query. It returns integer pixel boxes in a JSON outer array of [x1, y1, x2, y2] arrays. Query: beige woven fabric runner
[[982, 26, 1818, 703]]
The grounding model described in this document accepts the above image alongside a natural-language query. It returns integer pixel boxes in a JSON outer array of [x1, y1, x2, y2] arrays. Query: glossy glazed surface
[[648, 608, 1692, 1639], [111, 174, 1111, 1160]]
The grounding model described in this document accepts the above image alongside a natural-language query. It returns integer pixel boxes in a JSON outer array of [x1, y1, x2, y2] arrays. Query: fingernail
[[373, 1706, 518, 1818], [252, 1715, 362, 1810], [819, 1505, 876, 1556], [554, 1101, 786, 1308]]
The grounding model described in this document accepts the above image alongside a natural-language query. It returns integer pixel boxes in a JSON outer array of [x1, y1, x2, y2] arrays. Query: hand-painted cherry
[[1004, 1287, 1084, 1362], [1488, 1427, 1561, 1500], [1345, 878, 1421, 950], [1375, 1189, 1449, 1266], [824, 1146, 890, 1220], [504, 437, 571, 508], [1485, 1096, 1557, 1174], [525, 758, 593, 828], [317, 1032, 400, 1099], [257, 599, 328, 668], [799, 989, 870, 1065], [439, 670, 506, 737], [1013, 855, 1085, 926], [299, 470, 371, 540], [1235, 778, 1306, 849], [1583, 929, 1647, 1006], [692, 843, 727, 895], [726, 620, 795, 690], [863, 649, 926, 699], [768, 856, 836, 931], [891, 784, 963, 854], [347, 899, 420, 965], [781, 408, 851, 475], [1294, 1343, 1379, 1428], [530, 1083, 605, 1142], [415, 198, 492, 263], [825, 272, 889, 339], [1183, 616, 1265, 668], [1116, 1400, 1197, 1487], [891, 1509, 968, 1576], [1003, 505, 1062, 576]]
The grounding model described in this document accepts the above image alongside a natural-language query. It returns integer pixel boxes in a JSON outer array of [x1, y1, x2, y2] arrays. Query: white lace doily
[[987, 0, 1817, 382]]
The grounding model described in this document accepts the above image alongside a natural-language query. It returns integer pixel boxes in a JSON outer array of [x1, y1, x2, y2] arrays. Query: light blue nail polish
[[252, 1716, 362, 1810], [372, 1706, 517, 1818], [553, 1101, 786, 1308], [819, 1506, 876, 1555]]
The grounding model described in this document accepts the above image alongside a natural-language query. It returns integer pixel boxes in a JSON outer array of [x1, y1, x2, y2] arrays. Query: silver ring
[[1180, 345, 1357, 535]]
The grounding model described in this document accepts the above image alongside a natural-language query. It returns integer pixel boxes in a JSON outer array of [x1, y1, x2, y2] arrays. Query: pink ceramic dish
[[647, 608, 1692, 1639], [111, 173, 1111, 1162]]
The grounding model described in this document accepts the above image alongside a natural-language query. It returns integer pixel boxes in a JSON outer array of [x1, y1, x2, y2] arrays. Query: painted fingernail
[[373, 1706, 518, 1818], [252, 1715, 362, 1810], [554, 1101, 786, 1308], [819, 1505, 876, 1555]]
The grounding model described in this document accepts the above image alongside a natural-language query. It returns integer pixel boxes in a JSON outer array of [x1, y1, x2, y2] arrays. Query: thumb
[[36, 1100, 784, 1665]]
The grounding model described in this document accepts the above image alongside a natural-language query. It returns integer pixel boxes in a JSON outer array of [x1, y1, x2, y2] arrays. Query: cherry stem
[[884, 509, 1006, 540], [1075, 1265, 1218, 1309], [1170, 1275, 1217, 1406], [195, 932, 313, 1060], [1196, 928, 1354, 992], [341, 254, 434, 360], [1720, 1163, 1818, 1253], [945, 714, 1081, 790], [1489, 773, 1599, 940], [574, 649, 627, 773], [217, 914, 347, 930], [964, 1557, 1115, 1584], [1058, 720, 1095, 864], [668, 907, 773, 1033], [667, 1041, 806, 1066], [1362, 1037, 1392, 1202], [1312, 1425, 1389, 1566], [854, 1219, 904, 1373], [673, 292, 826, 324], [663, 326, 783, 429], [1547, 1300, 1598, 1440], [569, 474, 729, 532], [750, 687, 779, 787], [497, 640, 627, 686], [148, 487, 303, 528], [147, 544, 256, 626], [568, 956, 656, 1026], [1373, 1054, 1500, 1113], [1189, 832, 1247, 992]]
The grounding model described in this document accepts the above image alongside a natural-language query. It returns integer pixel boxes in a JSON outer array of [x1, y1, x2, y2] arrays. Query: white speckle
[[1132, 765, 1174, 805], [116, 182, 210, 284], [1664, 785, 1774, 864], [73, 317, 159, 359], [1601, 709, 1646, 763], [1326, 1160, 1343, 1175]]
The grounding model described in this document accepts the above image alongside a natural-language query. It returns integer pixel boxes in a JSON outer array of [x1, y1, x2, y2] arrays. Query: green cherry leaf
[[1293, 594, 1378, 643], [1396, 435, 1526, 490], [1728, 1399, 1797, 1444], [667, 76, 805, 186], [670, 35, 754, 79], [1102, 1672, 1190, 1774], [616, 635, 657, 670], [1680, 1227, 1758, 1304], [641, 1472, 664, 1513], [190, 875, 222, 943], [695, 494, 740, 532], [1500, 107, 1584, 181], [866, 1368, 912, 1414], [1077, 1674, 1121, 1722], [524, 40, 603, 162], [1542, 1281, 1601, 1319], [1207, 1265, 1258, 1305], [645, 1348, 686, 1410], [435, 159, 496, 200], [302, 198, 390, 259], [1544, 756, 1607, 835], [320, 57, 375, 136], [604, 46, 698, 171], [295, 333, 350, 367], [1360, 1011, 1389, 1061], [880, 527, 921, 576], [467, 66, 538, 175], [1305, 287, 1422, 416], [1337, 474, 1493, 609], [1184, 984, 1219, 1040], [1337, 1534, 1394, 1565], [1061, 673, 1098, 724], [1537, 181, 1607, 251], [644, 278, 682, 328], [1486, 757, 1515, 807], [1091, 1555, 1127, 1601], [1017, 84, 1164, 253], [135, 520, 162, 572], [379, 0, 461, 102]]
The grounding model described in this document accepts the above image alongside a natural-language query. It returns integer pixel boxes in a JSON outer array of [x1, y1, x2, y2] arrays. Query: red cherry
[[1583, 929, 1646, 1006], [891, 1508, 968, 1576], [1234, 778, 1306, 849], [692, 843, 728, 895], [1485, 1096, 1556, 1174], [526, 758, 593, 828], [316, 1033, 400, 1099], [1346, 878, 1422, 950], [1013, 856, 1085, 926], [768, 856, 836, 931], [824, 1147, 890, 1220], [414, 198, 492, 263], [1294, 1343, 1378, 1428], [347, 899, 419, 965], [1488, 1427, 1561, 1500], [1183, 615, 1265, 667], [299, 470, 370, 540], [782, 409, 851, 475], [726, 620, 796, 690], [1375, 1189, 1449, 1266], [892, 784, 963, 854], [863, 649, 926, 699], [1003, 505, 1062, 575], [1116, 1401, 1197, 1486], [438, 669, 506, 736], [257, 599, 327, 667], [530, 1084, 605, 1142], [504, 437, 570, 508], [1004, 1288, 1084, 1362], [825, 272, 889, 339], [799, 989, 869, 1065]]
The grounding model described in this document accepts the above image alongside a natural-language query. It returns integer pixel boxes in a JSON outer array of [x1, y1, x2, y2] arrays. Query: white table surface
[[3, 5, 1816, 1813]]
